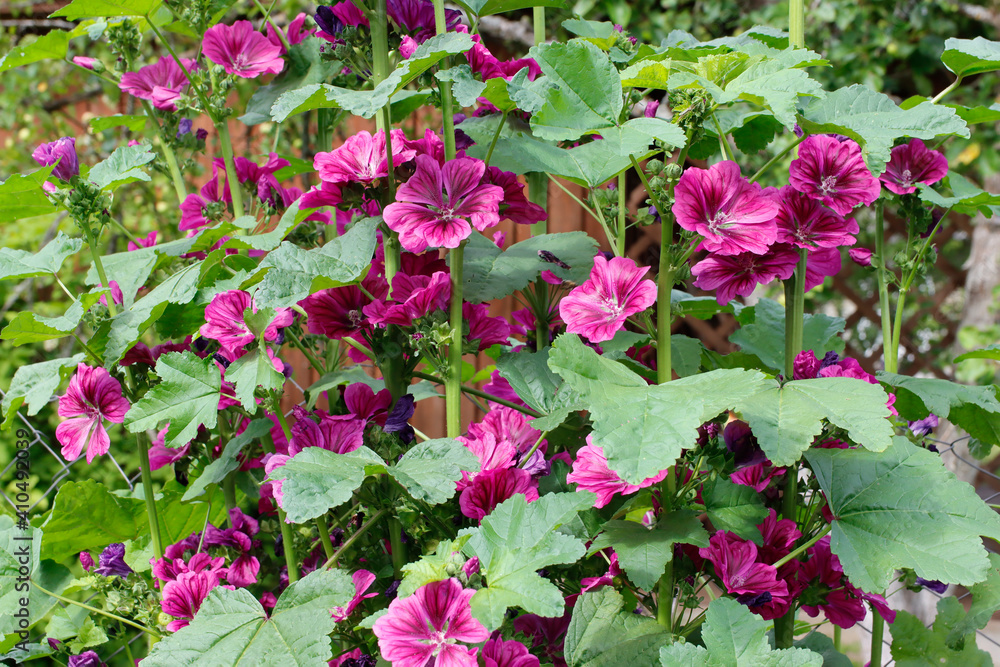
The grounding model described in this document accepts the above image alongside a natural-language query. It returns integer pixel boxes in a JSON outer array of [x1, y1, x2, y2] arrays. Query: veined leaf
[[564, 588, 669, 667], [0, 31, 69, 73], [1, 354, 84, 428]]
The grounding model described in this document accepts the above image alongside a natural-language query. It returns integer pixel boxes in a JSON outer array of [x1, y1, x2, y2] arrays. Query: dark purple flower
[[79, 551, 94, 571], [909, 414, 939, 437], [94, 543, 132, 578], [880, 139, 949, 195], [384, 394, 416, 444], [32, 137, 79, 181], [68, 651, 104, 667], [176, 118, 193, 138], [915, 577, 948, 594], [724, 420, 766, 468]]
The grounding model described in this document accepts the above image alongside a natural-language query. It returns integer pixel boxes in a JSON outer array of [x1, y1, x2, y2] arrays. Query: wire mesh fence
[[2, 385, 999, 665]]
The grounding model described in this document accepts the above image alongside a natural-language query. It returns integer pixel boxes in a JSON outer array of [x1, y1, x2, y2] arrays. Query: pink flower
[[300, 275, 387, 339], [32, 137, 79, 181], [484, 166, 546, 227], [288, 411, 365, 455], [199, 290, 293, 360], [566, 437, 668, 508], [56, 364, 130, 464], [729, 462, 784, 492], [266, 12, 314, 53], [363, 271, 452, 327], [581, 551, 622, 593], [383, 155, 505, 252], [332, 569, 378, 622], [466, 407, 543, 459], [691, 246, 799, 305], [128, 231, 158, 251], [848, 247, 872, 267], [482, 637, 540, 667], [202, 21, 285, 79], [789, 135, 881, 216], [372, 578, 489, 667], [773, 186, 858, 249], [72, 56, 100, 70], [459, 468, 539, 521], [161, 569, 223, 631], [147, 425, 190, 471], [804, 246, 842, 291], [798, 536, 896, 628], [880, 139, 948, 195], [345, 383, 392, 426], [119, 57, 196, 111], [263, 454, 291, 509], [756, 509, 801, 565], [97, 280, 123, 307], [698, 531, 789, 610], [464, 302, 511, 350], [314, 130, 415, 185], [559, 255, 657, 343], [674, 161, 780, 256]]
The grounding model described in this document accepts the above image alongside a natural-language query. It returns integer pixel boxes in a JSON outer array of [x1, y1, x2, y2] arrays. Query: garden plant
[[3, 0, 1000, 664]]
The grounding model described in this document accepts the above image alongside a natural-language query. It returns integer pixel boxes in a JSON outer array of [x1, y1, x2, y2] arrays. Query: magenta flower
[[288, 411, 365, 456], [464, 302, 511, 351], [314, 130, 415, 185], [263, 454, 291, 509], [199, 290, 293, 360], [798, 536, 896, 628], [300, 274, 387, 340], [804, 245, 842, 291], [729, 461, 784, 492], [698, 531, 789, 607], [128, 231, 158, 252], [880, 139, 948, 195], [566, 437, 668, 508], [459, 432, 517, 476], [773, 186, 858, 249], [56, 364, 130, 464], [372, 578, 489, 667], [363, 271, 452, 327], [79, 552, 94, 572], [202, 21, 285, 79], [32, 137, 78, 182], [691, 246, 799, 305], [459, 467, 539, 521], [466, 406, 544, 460], [673, 161, 780, 256], [482, 637, 540, 667], [789, 135, 881, 216], [72, 56, 101, 70], [559, 255, 657, 343], [848, 247, 872, 267], [332, 569, 378, 622], [484, 166, 546, 227], [383, 155, 505, 252], [119, 57, 196, 111], [345, 383, 392, 426], [756, 509, 801, 565], [266, 12, 314, 52], [161, 569, 223, 631]]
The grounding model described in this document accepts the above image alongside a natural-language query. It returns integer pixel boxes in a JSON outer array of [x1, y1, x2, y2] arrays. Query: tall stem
[[871, 612, 885, 666], [388, 517, 406, 578], [273, 408, 300, 582], [617, 172, 627, 255], [316, 516, 336, 560], [138, 436, 164, 562], [788, 0, 805, 48], [874, 201, 895, 373], [139, 100, 187, 201], [216, 121, 245, 219], [371, 0, 402, 288], [447, 243, 465, 437]]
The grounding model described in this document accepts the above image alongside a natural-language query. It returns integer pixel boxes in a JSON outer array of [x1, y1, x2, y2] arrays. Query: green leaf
[[620, 59, 672, 89], [458, 0, 566, 17], [152, 482, 228, 546], [917, 172, 1000, 216], [435, 65, 486, 107], [87, 143, 155, 191], [461, 492, 595, 629], [703, 477, 768, 543], [890, 597, 993, 667], [528, 40, 623, 141], [495, 347, 583, 430], [0, 231, 82, 282], [0, 167, 58, 223], [89, 114, 149, 133], [399, 535, 473, 598], [144, 568, 354, 666], [590, 511, 708, 590], [389, 438, 479, 505], [271, 446, 386, 523], [40, 480, 145, 562], [798, 85, 969, 175], [50, 0, 160, 19], [225, 348, 285, 411], [955, 344, 1000, 363], [876, 372, 1000, 447], [564, 588, 669, 667], [549, 334, 770, 483], [942, 37, 1000, 78], [946, 552, 1000, 646], [789, 632, 853, 667], [660, 598, 822, 666], [183, 419, 273, 501], [0, 31, 69, 73], [561, 19, 618, 50], [1, 354, 84, 428], [241, 40, 341, 125], [741, 377, 893, 466], [806, 438, 1000, 592], [0, 517, 73, 635], [124, 351, 222, 449], [459, 230, 597, 303], [730, 298, 844, 372], [253, 216, 378, 308], [1, 292, 104, 346]]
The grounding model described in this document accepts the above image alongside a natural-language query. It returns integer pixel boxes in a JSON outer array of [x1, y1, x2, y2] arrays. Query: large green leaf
[[589, 511, 708, 590], [458, 230, 598, 303], [0, 167, 58, 223], [876, 372, 1000, 447], [660, 598, 821, 666], [457, 0, 567, 17], [461, 492, 595, 629], [124, 351, 222, 449], [151, 482, 228, 546], [0, 232, 81, 282], [87, 143, 156, 191], [39, 480, 145, 562], [183, 419, 273, 501], [798, 85, 969, 175], [0, 31, 69, 73], [890, 597, 993, 667], [1, 292, 104, 346], [528, 40, 623, 141], [941, 37, 1000, 78], [740, 377, 893, 466], [564, 588, 669, 667], [548, 334, 770, 483], [241, 39, 341, 125], [252, 216, 378, 308], [496, 347, 583, 429], [225, 348, 285, 412], [143, 568, 354, 667], [1, 354, 84, 428], [917, 172, 1000, 217], [50, 0, 160, 19], [702, 477, 769, 543], [389, 438, 479, 505], [730, 298, 845, 372], [806, 438, 1000, 592], [946, 552, 1000, 646], [0, 517, 73, 635], [271, 446, 386, 523]]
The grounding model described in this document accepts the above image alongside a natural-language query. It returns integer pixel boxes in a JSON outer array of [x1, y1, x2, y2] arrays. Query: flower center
[[708, 210, 731, 231], [348, 309, 363, 326], [600, 296, 625, 321], [819, 175, 838, 194], [900, 168, 913, 186]]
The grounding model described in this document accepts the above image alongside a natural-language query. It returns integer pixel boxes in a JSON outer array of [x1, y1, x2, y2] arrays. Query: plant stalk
[[33, 581, 162, 638], [789, 0, 805, 49], [316, 516, 336, 560], [874, 201, 895, 373], [138, 436, 164, 562], [215, 121, 245, 219], [447, 243, 465, 437]]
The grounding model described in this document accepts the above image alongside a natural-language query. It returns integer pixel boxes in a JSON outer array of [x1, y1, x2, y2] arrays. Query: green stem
[[72, 333, 102, 365], [871, 612, 885, 666], [483, 110, 508, 167], [532, 6, 545, 46], [657, 470, 677, 633], [138, 435, 164, 562], [447, 242, 465, 437], [789, 0, 805, 48], [772, 526, 830, 569], [388, 517, 406, 578], [32, 580, 162, 638], [749, 136, 805, 184], [711, 113, 734, 162], [591, 201, 620, 256], [547, 173, 600, 224], [252, 0, 289, 51], [83, 224, 115, 317], [833, 626, 841, 653], [370, 0, 400, 289], [323, 508, 388, 569], [119, 621, 136, 664], [874, 201, 895, 373], [223, 474, 237, 525], [138, 100, 187, 201], [529, 172, 549, 237], [277, 509, 299, 583], [518, 431, 548, 468], [288, 331, 325, 375], [316, 516, 336, 560], [931, 76, 962, 104], [216, 121, 245, 219], [412, 371, 543, 417], [617, 172, 627, 255]]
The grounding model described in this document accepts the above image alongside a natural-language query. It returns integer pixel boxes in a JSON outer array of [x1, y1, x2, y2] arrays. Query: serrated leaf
[[876, 372, 1000, 447], [661, 597, 821, 666], [271, 446, 386, 523], [806, 438, 1000, 592], [730, 298, 844, 372], [798, 85, 968, 175], [462, 492, 595, 629], [942, 37, 1000, 78], [39, 480, 145, 561], [0, 31, 69, 73], [1, 354, 84, 428], [564, 588, 669, 667], [183, 419, 273, 501], [0, 516, 73, 635], [890, 597, 993, 666], [946, 553, 1000, 646], [917, 172, 1000, 216], [50, 0, 160, 19], [0, 232, 82, 282], [143, 568, 354, 667], [703, 477, 768, 543], [390, 438, 479, 505], [1, 292, 104, 346], [590, 511, 708, 590], [621, 59, 672, 89], [436, 65, 486, 107], [87, 143, 156, 191], [0, 166, 58, 223], [124, 351, 222, 449]]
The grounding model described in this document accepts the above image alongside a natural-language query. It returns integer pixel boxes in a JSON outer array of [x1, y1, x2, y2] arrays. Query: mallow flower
[[199, 290, 293, 360], [773, 185, 858, 249], [56, 364, 130, 464], [119, 57, 196, 111], [879, 138, 949, 195], [202, 21, 285, 78], [32, 137, 79, 182], [566, 436, 668, 508], [314, 129, 415, 185], [558, 255, 657, 343], [789, 135, 881, 216], [691, 246, 799, 305]]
